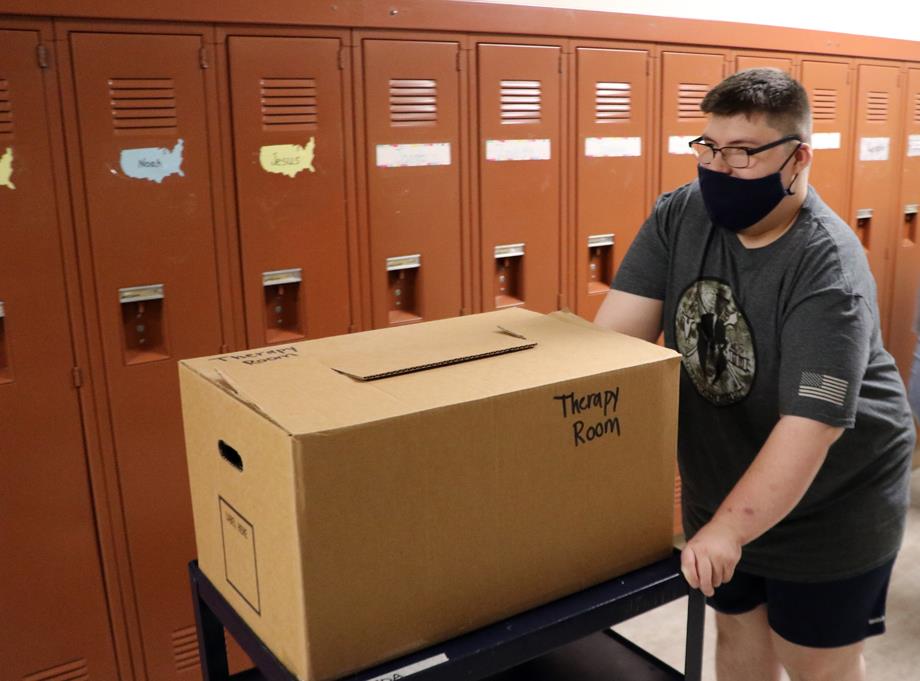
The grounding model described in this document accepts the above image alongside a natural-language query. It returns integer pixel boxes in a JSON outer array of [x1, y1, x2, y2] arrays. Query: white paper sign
[[376, 143, 451, 168], [908, 134, 920, 157], [668, 135, 697, 155], [811, 132, 841, 150], [585, 136, 642, 158], [486, 138, 552, 162], [860, 137, 890, 162], [366, 654, 449, 681]]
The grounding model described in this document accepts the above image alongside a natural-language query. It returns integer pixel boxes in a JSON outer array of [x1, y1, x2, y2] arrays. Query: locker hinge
[[37, 43, 50, 69], [199, 46, 210, 69], [72, 367, 83, 389], [559, 53, 563, 74], [219, 343, 229, 354], [338, 46, 345, 70], [456, 50, 461, 72]]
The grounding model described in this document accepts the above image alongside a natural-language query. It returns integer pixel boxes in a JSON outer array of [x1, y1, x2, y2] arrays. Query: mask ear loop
[[781, 142, 804, 195]]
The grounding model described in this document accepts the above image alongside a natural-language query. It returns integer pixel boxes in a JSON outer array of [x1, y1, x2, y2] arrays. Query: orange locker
[[361, 38, 467, 327], [477, 41, 564, 313], [227, 35, 353, 345], [850, 63, 902, 336], [800, 60, 855, 226], [732, 52, 794, 74], [887, 67, 920, 381], [573, 46, 651, 321], [659, 50, 726, 193], [66, 30, 229, 681], [0, 26, 120, 681]]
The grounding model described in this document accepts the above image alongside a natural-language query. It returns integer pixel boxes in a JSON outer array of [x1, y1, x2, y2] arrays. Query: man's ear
[[795, 142, 814, 172]]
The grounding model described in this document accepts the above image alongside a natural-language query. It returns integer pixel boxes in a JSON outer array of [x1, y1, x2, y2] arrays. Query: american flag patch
[[798, 371, 848, 407]]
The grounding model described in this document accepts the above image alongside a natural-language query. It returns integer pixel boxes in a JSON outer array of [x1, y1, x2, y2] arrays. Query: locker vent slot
[[866, 91, 889, 122], [595, 82, 631, 123], [23, 658, 89, 681], [501, 80, 541, 124], [261, 77, 318, 129], [812, 88, 837, 121], [0, 79, 12, 136], [389, 79, 437, 126], [172, 625, 200, 673], [109, 78, 178, 134], [914, 93, 920, 123], [677, 83, 708, 120]]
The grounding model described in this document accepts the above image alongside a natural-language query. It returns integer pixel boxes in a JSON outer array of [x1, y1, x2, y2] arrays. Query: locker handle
[[218, 440, 244, 472], [119, 284, 165, 304], [856, 209, 872, 249], [386, 254, 421, 272], [588, 234, 615, 248], [905, 205, 918, 245], [495, 243, 525, 259], [262, 268, 302, 287]]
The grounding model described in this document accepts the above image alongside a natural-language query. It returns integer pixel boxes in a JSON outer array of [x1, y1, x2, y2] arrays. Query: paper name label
[[376, 143, 451, 168], [811, 132, 841, 150], [585, 136, 642, 158], [0, 147, 14, 190], [668, 135, 697, 155], [366, 654, 450, 681], [553, 386, 621, 448], [260, 139, 316, 177], [859, 137, 890, 162], [486, 138, 551, 162], [219, 497, 260, 614], [120, 139, 185, 183], [908, 134, 920, 157]]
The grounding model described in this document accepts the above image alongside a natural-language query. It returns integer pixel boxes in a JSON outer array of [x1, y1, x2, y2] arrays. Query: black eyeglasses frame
[[688, 134, 803, 169]]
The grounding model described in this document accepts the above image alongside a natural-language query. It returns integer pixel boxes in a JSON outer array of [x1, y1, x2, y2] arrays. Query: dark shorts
[[707, 558, 895, 648]]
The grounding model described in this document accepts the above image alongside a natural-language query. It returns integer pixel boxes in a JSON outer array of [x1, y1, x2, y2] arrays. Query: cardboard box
[[179, 309, 679, 681]]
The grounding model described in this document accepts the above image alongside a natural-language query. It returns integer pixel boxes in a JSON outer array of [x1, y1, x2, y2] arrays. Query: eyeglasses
[[688, 134, 802, 169]]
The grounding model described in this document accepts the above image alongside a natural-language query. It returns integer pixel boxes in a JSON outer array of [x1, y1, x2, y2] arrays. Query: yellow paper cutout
[[259, 138, 316, 178], [0, 147, 14, 190]]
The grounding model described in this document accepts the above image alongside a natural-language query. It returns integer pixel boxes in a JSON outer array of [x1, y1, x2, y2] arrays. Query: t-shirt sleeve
[[778, 290, 871, 427], [611, 194, 671, 301]]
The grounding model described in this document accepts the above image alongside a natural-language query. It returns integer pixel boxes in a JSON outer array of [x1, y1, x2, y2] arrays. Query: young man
[[595, 69, 914, 681]]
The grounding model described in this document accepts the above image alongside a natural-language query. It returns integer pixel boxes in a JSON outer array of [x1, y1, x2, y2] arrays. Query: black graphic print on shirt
[[675, 279, 756, 405]]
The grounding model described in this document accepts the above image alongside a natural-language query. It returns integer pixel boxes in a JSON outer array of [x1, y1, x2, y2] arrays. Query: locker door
[[574, 47, 650, 321], [887, 68, 920, 381], [800, 60, 853, 224], [0, 28, 120, 681], [851, 63, 901, 336], [228, 36, 351, 345], [478, 43, 562, 313], [70, 32, 225, 681], [733, 54, 793, 74], [659, 51, 725, 193], [363, 39, 465, 327]]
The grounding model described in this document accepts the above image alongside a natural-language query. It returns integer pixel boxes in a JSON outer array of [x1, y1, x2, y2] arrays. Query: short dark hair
[[700, 68, 812, 141]]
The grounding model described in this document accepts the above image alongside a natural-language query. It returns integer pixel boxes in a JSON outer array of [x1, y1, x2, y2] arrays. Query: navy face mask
[[697, 148, 801, 233]]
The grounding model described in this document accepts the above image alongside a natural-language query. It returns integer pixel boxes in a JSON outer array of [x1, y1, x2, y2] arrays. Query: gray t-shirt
[[614, 181, 914, 581]]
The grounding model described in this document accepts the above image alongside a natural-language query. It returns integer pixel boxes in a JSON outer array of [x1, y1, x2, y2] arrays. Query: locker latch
[[905, 204, 918, 244], [386, 255, 422, 325], [119, 284, 168, 364], [855, 208, 873, 249], [587, 234, 615, 295], [263, 268, 304, 343], [0, 299, 9, 383], [494, 243, 525, 309]]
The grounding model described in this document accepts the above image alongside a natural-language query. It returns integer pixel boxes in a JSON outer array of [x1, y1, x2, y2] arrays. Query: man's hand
[[681, 519, 743, 596]]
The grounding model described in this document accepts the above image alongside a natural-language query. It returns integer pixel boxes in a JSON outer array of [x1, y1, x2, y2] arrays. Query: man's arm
[[593, 289, 663, 343], [681, 415, 844, 596]]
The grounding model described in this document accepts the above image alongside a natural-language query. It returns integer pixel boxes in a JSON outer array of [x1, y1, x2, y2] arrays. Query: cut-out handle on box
[[218, 440, 244, 472]]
